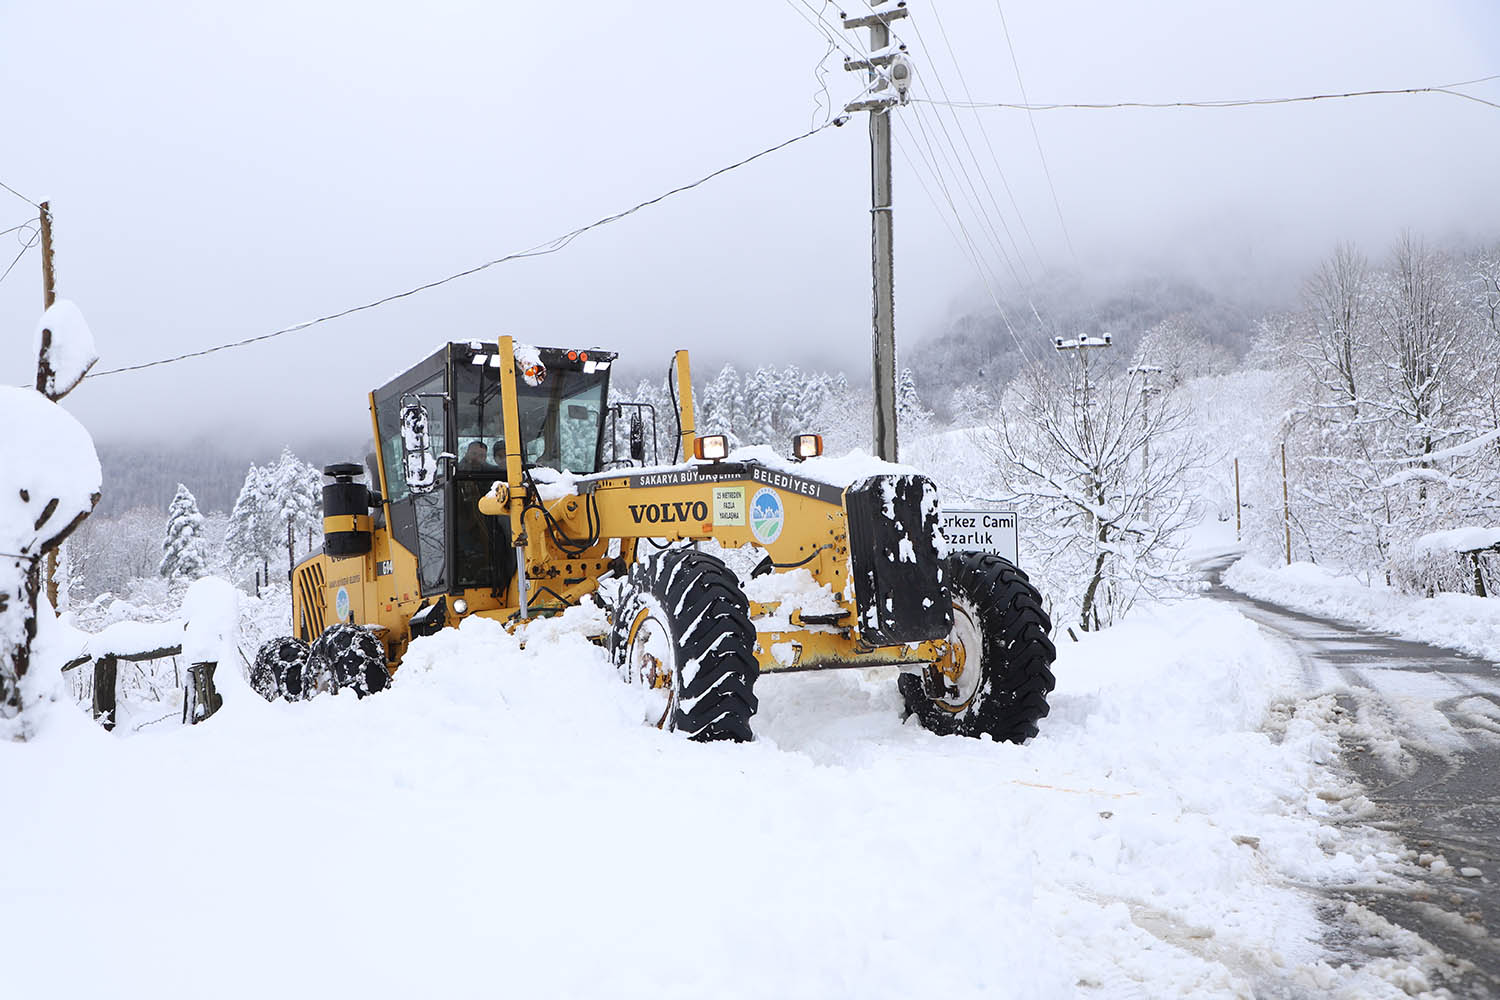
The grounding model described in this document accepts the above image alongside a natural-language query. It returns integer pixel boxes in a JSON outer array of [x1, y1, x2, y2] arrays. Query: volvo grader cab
[[252, 337, 1056, 743]]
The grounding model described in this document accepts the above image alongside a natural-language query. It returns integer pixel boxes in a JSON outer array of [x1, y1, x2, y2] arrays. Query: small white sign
[[940, 508, 1019, 565], [713, 486, 745, 526]]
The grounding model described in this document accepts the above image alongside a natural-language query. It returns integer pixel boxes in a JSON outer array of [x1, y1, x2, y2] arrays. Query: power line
[[907, 100, 1027, 291], [916, 5, 1046, 276], [893, 112, 1040, 368], [919, 76, 1500, 113], [0, 178, 40, 209], [782, 0, 861, 61], [0, 227, 39, 287], [87, 120, 843, 379], [2, 217, 38, 239], [992, 1, 1077, 263]]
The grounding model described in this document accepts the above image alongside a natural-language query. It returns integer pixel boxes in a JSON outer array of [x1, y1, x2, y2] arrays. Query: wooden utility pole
[[1233, 458, 1241, 542], [843, 3, 911, 462], [1281, 443, 1291, 565], [38, 202, 60, 611]]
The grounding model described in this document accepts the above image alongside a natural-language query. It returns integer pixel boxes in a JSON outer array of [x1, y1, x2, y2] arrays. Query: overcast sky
[[3, 0, 1498, 446]]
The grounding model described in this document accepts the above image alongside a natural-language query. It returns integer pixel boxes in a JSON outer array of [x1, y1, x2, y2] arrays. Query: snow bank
[[1414, 525, 1500, 556], [1224, 557, 1500, 664], [0, 597, 1429, 997], [181, 576, 252, 700]]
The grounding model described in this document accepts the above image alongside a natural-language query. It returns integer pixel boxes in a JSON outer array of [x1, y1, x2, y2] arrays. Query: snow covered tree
[[700, 364, 747, 445], [1130, 315, 1235, 390], [896, 367, 933, 441], [264, 448, 322, 572], [160, 484, 209, 581], [1264, 236, 1499, 583], [223, 463, 263, 577], [981, 358, 1200, 631], [3, 301, 100, 737]]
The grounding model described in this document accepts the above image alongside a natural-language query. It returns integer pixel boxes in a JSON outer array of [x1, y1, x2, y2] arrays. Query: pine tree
[[701, 364, 746, 445], [160, 484, 209, 582], [897, 367, 932, 439], [265, 449, 323, 572], [746, 367, 781, 445], [224, 463, 263, 577]]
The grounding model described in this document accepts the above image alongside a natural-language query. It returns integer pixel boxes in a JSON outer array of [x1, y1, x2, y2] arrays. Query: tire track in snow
[[1202, 551, 1500, 997]]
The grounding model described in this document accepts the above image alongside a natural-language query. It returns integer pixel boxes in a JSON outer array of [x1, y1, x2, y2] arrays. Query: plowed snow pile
[[2, 600, 1431, 997]]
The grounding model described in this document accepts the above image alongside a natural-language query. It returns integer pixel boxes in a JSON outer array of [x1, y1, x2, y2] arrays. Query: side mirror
[[629, 410, 645, 462], [400, 396, 437, 495]]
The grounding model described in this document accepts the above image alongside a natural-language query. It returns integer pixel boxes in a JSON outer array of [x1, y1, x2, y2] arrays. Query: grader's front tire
[[609, 549, 759, 742], [899, 552, 1056, 743]]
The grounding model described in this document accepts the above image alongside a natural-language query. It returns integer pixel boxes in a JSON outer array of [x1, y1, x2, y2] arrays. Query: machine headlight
[[792, 434, 823, 461], [694, 434, 730, 461]]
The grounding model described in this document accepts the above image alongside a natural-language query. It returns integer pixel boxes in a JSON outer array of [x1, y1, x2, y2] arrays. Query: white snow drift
[[1, 592, 1439, 998]]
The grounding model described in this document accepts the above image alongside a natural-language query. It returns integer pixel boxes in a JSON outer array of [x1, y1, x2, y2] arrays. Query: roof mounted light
[[694, 434, 729, 462], [792, 434, 823, 461]]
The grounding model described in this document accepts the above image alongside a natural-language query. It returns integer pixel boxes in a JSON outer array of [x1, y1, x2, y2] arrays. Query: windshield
[[453, 352, 608, 475], [517, 369, 607, 474]]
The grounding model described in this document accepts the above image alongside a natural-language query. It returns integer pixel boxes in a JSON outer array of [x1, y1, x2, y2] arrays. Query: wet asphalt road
[[1200, 554, 1500, 996]]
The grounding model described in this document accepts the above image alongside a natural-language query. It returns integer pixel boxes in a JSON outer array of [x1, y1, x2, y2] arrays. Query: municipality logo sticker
[[750, 487, 783, 544], [336, 587, 351, 622]]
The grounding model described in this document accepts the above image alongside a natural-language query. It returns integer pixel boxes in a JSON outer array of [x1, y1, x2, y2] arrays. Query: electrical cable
[[0, 178, 39, 209], [783, 0, 862, 61], [895, 113, 1040, 368], [991, 1, 1077, 263], [86, 120, 843, 379], [920, 76, 1500, 113], [910, 8, 1042, 281], [1, 218, 37, 238], [906, 99, 1027, 294], [0, 228, 40, 287], [808, 1, 838, 128]]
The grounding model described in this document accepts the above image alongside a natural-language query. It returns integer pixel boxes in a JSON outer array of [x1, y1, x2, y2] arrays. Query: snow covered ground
[[2, 592, 1445, 998], [1225, 558, 1500, 665]]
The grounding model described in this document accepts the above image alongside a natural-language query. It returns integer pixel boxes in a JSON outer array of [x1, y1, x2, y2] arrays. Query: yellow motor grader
[[253, 337, 1055, 743]]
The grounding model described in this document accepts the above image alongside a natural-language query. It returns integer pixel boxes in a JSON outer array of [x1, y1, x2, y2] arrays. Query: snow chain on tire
[[252, 636, 310, 702], [609, 548, 760, 742], [307, 623, 390, 699], [899, 552, 1056, 743]]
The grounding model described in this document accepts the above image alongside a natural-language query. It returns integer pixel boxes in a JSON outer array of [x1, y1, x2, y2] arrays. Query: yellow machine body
[[292, 339, 953, 676]]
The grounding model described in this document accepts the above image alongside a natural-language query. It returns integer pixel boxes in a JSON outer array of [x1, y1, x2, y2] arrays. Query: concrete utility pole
[[1127, 363, 1162, 516], [1056, 333, 1112, 547], [1234, 457, 1242, 542], [843, 2, 912, 462], [1054, 334, 1112, 409], [1281, 442, 1292, 566]]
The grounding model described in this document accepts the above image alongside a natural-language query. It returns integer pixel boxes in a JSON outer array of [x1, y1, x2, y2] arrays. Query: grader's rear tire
[[609, 548, 759, 742], [899, 552, 1056, 743], [251, 636, 310, 702], [307, 623, 390, 699]]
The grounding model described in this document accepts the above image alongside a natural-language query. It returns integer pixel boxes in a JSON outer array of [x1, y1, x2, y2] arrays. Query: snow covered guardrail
[[61, 578, 245, 731]]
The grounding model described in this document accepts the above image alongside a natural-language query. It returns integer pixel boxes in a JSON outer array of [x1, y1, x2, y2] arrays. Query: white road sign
[[940, 508, 1019, 565]]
